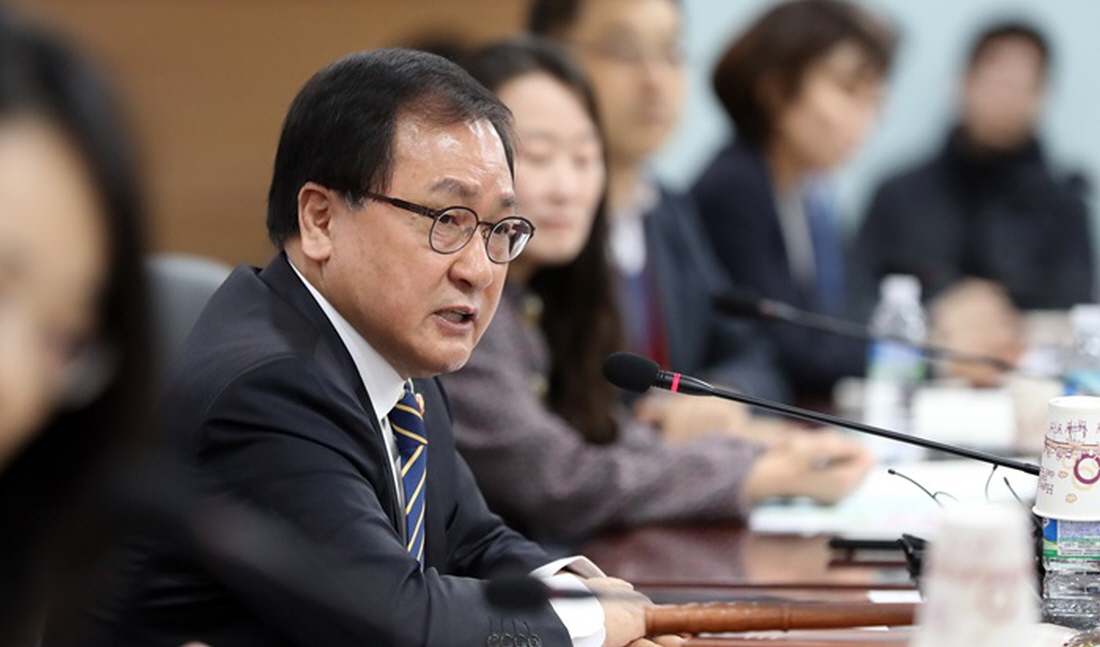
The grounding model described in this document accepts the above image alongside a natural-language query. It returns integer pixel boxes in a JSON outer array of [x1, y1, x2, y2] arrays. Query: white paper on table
[[749, 458, 1039, 540], [911, 386, 1017, 450]]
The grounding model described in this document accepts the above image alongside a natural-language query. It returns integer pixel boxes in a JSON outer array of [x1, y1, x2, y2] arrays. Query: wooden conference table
[[582, 523, 918, 646]]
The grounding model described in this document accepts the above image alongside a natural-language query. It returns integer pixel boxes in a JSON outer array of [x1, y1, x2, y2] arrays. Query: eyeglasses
[[361, 191, 535, 264], [571, 38, 685, 69]]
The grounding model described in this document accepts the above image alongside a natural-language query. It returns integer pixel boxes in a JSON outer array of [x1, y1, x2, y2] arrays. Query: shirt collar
[[288, 260, 406, 424], [608, 177, 659, 276], [611, 176, 659, 224]]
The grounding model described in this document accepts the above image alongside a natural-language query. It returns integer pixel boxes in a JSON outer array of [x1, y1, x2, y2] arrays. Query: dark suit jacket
[[109, 254, 569, 647], [855, 129, 1095, 310], [691, 140, 866, 401], [642, 186, 790, 403]]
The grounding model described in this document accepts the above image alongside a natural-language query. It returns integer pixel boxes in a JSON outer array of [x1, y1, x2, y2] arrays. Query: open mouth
[[437, 309, 475, 325]]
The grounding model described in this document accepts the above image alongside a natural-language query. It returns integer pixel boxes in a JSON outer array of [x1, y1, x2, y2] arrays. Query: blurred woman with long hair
[[441, 36, 872, 545], [0, 11, 152, 643]]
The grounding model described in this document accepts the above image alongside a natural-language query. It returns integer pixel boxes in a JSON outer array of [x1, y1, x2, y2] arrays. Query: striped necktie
[[388, 384, 427, 565]]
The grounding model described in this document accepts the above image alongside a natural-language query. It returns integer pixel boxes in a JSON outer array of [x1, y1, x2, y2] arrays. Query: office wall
[[15, 1, 1098, 263], [13, 0, 525, 265]]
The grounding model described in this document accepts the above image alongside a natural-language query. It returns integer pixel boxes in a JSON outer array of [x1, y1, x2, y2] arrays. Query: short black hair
[[712, 0, 895, 145], [266, 48, 515, 248], [527, 0, 680, 38], [967, 20, 1050, 73]]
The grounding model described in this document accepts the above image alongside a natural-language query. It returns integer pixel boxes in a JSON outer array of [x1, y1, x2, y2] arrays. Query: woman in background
[[441, 37, 873, 545], [0, 11, 152, 643], [692, 0, 894, 404]]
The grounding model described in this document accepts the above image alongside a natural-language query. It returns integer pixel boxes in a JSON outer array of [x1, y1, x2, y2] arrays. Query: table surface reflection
[[581, 523, 917, 645]]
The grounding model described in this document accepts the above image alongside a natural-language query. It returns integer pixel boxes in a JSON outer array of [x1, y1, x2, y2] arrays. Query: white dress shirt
[[775, 186, 816, 292], [608, 178, 659, 277], [289, 262, 606, 647]]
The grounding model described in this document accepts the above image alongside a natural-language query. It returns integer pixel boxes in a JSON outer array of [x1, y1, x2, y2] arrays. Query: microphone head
[[603, 352, 659, 393], [713, 288, 765, 319]]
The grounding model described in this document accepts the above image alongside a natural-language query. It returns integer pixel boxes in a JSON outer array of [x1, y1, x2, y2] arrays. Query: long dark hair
[[463, 37, 623, 444], [0, 10, 152, 639]]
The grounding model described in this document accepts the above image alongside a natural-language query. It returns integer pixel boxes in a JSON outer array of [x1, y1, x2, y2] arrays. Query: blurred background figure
[[0, 9, 152, 644], [442, 36, 874, 546], [530, 0, 793, 407], [856, 20, 1094, 385], [691, 0, 895, 405]]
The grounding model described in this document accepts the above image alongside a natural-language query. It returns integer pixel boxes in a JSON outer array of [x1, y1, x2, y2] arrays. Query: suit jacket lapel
[[258, 253, 405, 535]]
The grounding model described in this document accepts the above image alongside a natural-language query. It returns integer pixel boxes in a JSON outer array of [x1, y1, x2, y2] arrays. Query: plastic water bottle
[[862, 275, 926, 459], [1064, 304, 1100, 396], [1041, 517, 1100, 629]]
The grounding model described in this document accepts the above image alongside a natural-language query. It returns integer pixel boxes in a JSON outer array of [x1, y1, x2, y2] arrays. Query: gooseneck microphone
[[602, 352, 1040, 476], [714, 289, 1016, 372]]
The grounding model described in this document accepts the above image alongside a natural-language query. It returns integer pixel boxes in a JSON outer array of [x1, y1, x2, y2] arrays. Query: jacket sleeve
[[439, 319, 764, 544], [194, 357, 571, 647], [670, 193, 792, 402]]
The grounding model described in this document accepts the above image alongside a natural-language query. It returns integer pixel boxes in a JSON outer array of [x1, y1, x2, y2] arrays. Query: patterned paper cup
[[1034, 396, 1100, 520], [911, 503, 1038, 647]]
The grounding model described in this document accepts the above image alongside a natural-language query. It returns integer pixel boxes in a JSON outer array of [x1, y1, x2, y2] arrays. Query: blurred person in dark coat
[[856, 20, 1093, 386], [691, 0, 895, 403]]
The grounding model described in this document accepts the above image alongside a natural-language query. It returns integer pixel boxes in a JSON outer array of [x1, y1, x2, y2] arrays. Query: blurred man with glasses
[[531, 1, 794, 420]]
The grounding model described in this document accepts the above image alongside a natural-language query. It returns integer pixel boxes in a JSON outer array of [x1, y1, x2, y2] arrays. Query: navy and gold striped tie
[[388, 384, 427, 566]]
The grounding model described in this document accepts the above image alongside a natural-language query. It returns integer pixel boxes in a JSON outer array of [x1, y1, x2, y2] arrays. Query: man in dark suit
[[640, 186, 791, 403], [109, 48, 671, 647], [530, 0, 792, 412]]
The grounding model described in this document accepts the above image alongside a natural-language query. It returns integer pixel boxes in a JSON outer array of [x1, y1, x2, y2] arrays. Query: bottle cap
[[881, 274, 921, 303], [1071, 304, 1100, 334]]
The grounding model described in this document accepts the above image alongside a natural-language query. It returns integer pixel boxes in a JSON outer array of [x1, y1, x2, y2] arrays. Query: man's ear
[[297, 182, 335, 262]]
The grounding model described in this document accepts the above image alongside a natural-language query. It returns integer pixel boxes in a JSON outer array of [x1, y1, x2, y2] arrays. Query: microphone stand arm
[[762, 300, 1015, 371], [662, 372, 1041, 476]]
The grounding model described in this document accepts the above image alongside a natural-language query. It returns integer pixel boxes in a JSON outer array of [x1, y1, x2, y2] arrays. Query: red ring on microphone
[[670, 373, 681, 393]]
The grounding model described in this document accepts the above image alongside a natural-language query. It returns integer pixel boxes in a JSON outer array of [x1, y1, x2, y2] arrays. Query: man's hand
[[929, 278, 1024, 387], [585, 577, 684, 647], [742, 429, 875, 505], [627, 637, 685, 646]]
